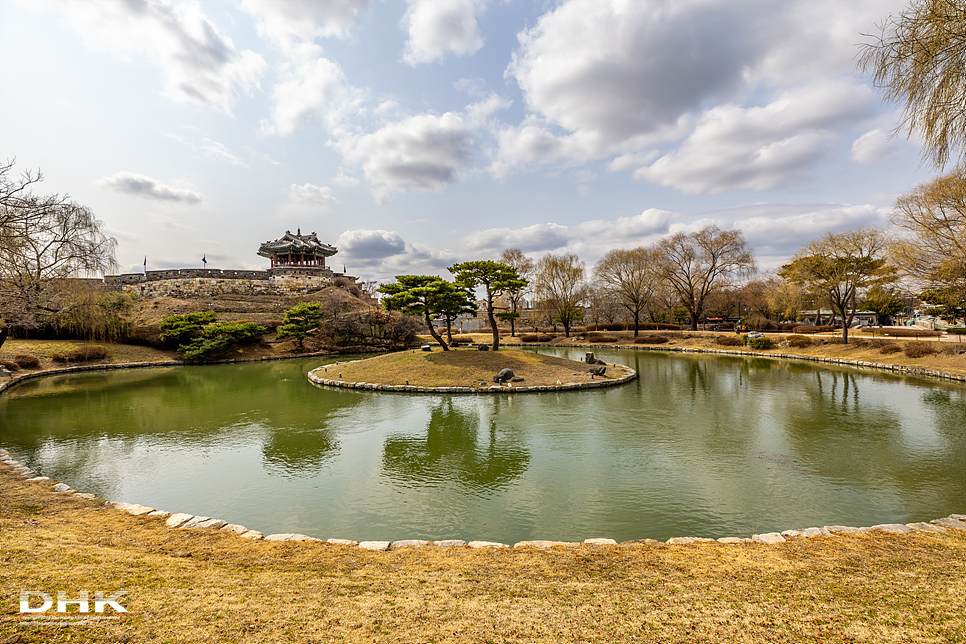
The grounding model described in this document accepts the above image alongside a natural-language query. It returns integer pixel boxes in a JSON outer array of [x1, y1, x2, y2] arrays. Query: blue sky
[[0, 0, 931, 282]]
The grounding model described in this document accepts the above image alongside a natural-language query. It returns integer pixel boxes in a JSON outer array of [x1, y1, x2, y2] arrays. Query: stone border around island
[[2, 448, 964, 552], [306, 358, 638, 393], [2, 344, 964, 551]]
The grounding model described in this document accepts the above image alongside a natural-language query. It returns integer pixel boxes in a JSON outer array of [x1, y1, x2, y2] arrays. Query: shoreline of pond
[[1, 344, 964, 548]]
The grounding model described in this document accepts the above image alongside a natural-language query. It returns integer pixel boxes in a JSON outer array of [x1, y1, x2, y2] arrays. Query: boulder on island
[[477, 344, 490, 351], [589, 365, 606, 377], [493, 368, 515, 383]]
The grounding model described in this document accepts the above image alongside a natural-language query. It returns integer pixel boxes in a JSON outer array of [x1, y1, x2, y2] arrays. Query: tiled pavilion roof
[[257, 229, 337, 258]]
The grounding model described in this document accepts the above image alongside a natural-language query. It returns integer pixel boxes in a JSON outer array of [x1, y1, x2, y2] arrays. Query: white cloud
[[851, 129, 900, 165], [635, 81, 878, 194], [261, 43, 364, 135], [290, 183, 338, 208], [200, 138, 248, 167], [98, 172, 202, 204], [33, 0, 265, 114], [236, 0, 373, 46], [507, 0, 766, 144], [403, 0, 487, 65], [337, 229, 407, 260], [334, 111, 474, 202]]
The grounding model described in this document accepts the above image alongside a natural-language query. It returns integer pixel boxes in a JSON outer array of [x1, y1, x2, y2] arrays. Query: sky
[[0, 0, 933, 283]]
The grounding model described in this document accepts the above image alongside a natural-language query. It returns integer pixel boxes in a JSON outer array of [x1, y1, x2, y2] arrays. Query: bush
[[520, 333, 554, 342], [178, 321, 266, 362], [787, 335, 814, 348], [49, 346, 110, 363], [878, 343, 902, 354], [12, 354, 40, 368], [867, 328, 943, 338], [0, 360, 20, 371], [714, 336, 744, 346], [584, 322, 680, 331], [158, 310, 218, 347], [946, 326, 966, 336], [745, 336, 773, 350], [746, 317, 779, 331], [793, 325, 835, 334], [586, 332, 619, 342], [633, 335, 669, 344], [904, 342, 939, 358]]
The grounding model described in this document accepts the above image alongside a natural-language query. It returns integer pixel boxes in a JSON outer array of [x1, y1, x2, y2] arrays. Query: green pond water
[[0, 348, 963, 544]]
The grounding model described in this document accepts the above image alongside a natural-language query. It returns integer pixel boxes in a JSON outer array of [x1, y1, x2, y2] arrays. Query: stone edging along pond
[[1, 345, 964, 551]]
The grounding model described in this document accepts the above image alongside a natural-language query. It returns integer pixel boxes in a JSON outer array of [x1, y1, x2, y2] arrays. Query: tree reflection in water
[[381, 397, 530, 494], [261, 427, 339, 478]]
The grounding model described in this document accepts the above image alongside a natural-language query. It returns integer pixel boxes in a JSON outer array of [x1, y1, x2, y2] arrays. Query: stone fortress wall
[[104, 267, 355, 298]]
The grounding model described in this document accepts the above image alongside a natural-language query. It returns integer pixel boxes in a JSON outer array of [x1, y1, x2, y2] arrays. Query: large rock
[[468, 541, 509, 549], [514, 540, 578, 548], [752, 533, 785, 544], [589, 365, 606, 376], [870, 523, 913, 533], [493, 369, 514, 383], [166, 513, 194, 528], [931, 517, 966, 531], [181, 517, 227, 530], [358, 541, 391, 551], [477, 344, 489, 351], [583, 538, 617, 545]]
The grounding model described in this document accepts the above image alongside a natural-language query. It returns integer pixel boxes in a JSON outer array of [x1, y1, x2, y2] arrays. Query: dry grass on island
[[326, 347, 631, 388]]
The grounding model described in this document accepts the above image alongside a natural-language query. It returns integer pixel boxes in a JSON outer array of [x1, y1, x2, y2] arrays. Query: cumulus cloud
[[403, 0, 487, 65], [851, 129, 900, 165], [493, 0, 910, 191], [334, 111, 474, 202], [237, 0, 374, 45], [635, 81, 878, 194], [98, 172, 202, 204], [337, 229, 407, 259], [261, 43, 364, 135], [507, 0, 766, 145], [290, 183, 338, 208], [33, 0, 265, 113]]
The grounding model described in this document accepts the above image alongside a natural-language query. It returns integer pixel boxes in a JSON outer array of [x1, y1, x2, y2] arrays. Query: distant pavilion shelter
[[258, 229, 338, 269]]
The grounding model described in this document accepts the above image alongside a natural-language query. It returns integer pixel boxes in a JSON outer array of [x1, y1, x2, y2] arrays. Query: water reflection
[[261, 427, 339, 477], [381, 397, 530, 494]]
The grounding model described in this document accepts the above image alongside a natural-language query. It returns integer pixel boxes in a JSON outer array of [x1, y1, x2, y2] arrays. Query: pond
[[1, 348, 963, 544]]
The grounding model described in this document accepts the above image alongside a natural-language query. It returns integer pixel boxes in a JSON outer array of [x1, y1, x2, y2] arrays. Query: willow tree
[[859, 0, 966, 168], [655, 226, 755, 330], [779, 228, 894, 343], [0, 160, 117, 348], [890, 168, 966, 309]]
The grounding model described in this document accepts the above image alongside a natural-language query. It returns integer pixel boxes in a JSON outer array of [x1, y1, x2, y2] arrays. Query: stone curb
[[1, 451, 963, 550], [307, 359, 638, 394]]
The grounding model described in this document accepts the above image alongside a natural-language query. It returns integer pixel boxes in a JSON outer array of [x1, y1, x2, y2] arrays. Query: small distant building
[[105, 228, 358, 298]]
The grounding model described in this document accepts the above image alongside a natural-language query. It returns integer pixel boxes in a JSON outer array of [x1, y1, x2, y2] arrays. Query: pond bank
[[1, 462, 963, 643]]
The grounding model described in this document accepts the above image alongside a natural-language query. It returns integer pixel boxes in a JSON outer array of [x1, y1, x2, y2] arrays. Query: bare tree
[[533, 252, 586, 337], [593, 246, 658, 336], [655, 226, 756, 330], [585, 280, 624, 325], [859, 0, 966, 168], [497, 247, 535, 336], [1, 160, 118, 347], [890, 168, 966, 306], [779, 228, 894, 343]]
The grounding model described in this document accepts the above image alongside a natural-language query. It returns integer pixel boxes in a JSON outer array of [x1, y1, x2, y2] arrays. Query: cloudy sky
[[0, 0, 930, 281]]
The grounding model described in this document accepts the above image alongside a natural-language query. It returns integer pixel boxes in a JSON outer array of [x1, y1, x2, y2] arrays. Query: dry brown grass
[[1, 468, 964, 643], [328, 348, 630, 387], [0, 339, 178, 372]]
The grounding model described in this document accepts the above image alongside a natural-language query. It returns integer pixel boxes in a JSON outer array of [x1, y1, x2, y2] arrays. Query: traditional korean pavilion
[[257, 229, 338, 269]]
